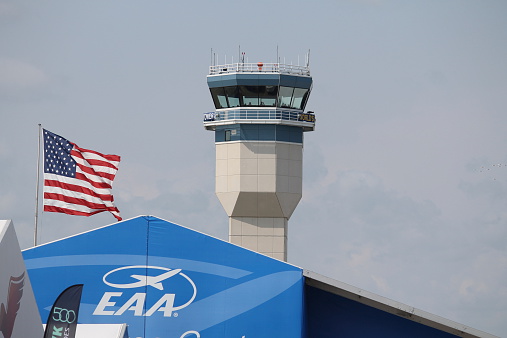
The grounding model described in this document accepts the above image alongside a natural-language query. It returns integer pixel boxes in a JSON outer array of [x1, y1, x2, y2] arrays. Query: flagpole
[[34, 124, 42, 247]]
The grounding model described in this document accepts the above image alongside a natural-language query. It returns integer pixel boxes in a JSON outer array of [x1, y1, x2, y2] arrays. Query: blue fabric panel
[[23, 216, 304, 338], [304, 284, 459, 338], [23, 217, 149, 333]]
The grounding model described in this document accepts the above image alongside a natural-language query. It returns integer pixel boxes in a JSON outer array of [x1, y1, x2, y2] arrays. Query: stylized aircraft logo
[[0, 273, 25, 338], [103, 266, 186, 290], [96, 266, 197, 317]]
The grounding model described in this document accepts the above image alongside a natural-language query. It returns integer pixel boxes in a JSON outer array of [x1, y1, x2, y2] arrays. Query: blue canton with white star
[[43, 129, 77, 177]]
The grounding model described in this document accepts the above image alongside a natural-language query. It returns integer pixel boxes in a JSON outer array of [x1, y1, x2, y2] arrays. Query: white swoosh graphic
[[24, 255, 251, 279]]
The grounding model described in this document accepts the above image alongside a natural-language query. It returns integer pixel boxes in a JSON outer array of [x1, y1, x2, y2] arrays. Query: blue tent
[[23, 216, 492, 338], [23, 216, 303, 338]]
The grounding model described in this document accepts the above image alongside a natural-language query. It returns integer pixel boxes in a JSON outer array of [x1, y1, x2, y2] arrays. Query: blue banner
[[24, 216, 303, 338]]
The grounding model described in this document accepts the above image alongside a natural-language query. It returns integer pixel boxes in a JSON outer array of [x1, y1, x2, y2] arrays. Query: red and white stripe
[[43, 143, 122, 221]]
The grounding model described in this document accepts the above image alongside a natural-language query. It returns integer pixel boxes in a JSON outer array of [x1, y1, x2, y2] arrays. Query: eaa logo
[[93, 266, 197, 318]]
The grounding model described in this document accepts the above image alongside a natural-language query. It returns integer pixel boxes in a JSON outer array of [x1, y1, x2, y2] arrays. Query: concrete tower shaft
[[204, 60, 315, 261], [216, 141, 302, 218]]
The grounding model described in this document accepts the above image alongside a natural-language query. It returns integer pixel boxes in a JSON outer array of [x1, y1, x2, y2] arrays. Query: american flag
[[43, 129, 122, 221]]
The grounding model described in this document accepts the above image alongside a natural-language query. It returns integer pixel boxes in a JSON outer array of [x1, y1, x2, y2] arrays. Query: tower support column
[[229, 217, 288, 261]]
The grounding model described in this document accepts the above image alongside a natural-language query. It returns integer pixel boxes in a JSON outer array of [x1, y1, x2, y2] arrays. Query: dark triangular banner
[[43, 284, 83, 338]]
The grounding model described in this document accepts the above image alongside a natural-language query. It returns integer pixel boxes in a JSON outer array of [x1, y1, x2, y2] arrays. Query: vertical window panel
[[239, 86, 260, 106], [290, 88, 309, 110], [278, 86, 294, 108], [225, 86, 241, 107], [259, 85, 278, 107], [210, 87, 229, 109]]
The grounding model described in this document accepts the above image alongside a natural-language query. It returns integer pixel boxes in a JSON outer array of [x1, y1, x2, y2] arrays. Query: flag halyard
[[42, 129, 122, 221]]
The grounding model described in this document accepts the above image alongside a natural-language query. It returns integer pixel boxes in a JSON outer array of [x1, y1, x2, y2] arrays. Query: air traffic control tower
[[204, 58, 315, 261]]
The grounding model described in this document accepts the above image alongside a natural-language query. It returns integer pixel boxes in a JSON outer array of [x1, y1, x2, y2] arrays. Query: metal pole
[[34, 124, 42, 246]]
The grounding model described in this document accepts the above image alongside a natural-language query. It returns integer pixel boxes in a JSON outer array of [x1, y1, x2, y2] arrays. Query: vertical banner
[[43, 284, 83, 338]]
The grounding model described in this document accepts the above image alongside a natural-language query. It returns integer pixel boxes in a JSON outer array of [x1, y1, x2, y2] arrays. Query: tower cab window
[[225, 86, 241, 107], [210, 85, 309, 110], [240, 86, 259, 106], [291, 88, 309, 110], [210, 87, 228, 109], [259, 85, 278, 107], [278, 86, 294, 108]]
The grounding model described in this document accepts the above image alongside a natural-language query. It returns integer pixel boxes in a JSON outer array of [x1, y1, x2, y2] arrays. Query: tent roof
[[304, 270, 497, 338], [22, 216, 497, 337]]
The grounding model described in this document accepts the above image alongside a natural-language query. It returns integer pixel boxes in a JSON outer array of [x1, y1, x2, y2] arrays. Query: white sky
[[1, 0, 506, 336]]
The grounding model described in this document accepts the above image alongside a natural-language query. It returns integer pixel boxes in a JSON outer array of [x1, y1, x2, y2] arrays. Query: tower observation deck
[[204, 60, 315, 261]]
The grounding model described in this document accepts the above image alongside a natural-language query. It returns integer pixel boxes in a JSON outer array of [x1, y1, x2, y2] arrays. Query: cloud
[[108, 158, 227, 240], [459, 279, 487, 300], [371, 274, 390, 293], [115, 163, 166, 202], [292, 169, 442, 279], [459, 173, 507, 202], [348, 245, 375, 267], [115, 158, 216, 203], [291, 163, 507, 334], [0, 58, 48, 89]]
